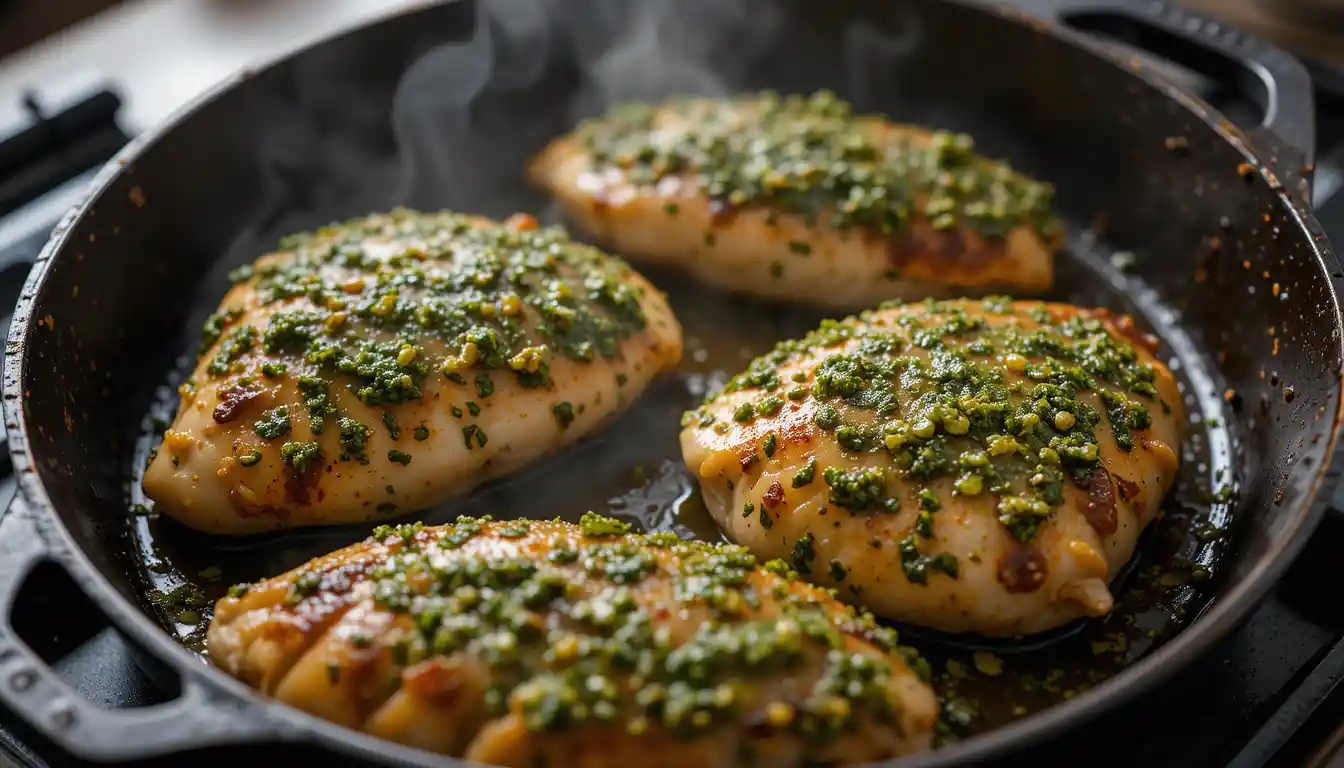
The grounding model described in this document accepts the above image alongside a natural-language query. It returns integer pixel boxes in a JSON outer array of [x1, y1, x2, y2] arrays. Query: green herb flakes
[[552, 402, 576, 429], [579, 511, 630, 538]]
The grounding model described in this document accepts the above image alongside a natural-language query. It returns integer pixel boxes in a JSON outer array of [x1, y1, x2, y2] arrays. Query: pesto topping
[[580, 511, 630, 537], [280, 440, 322, 473], [791, 532, 816, 575], [762, 433, 777, 459], [792, 457, 817, 488], [258, 517, 925, 742], [192, 209, 650, 478], [297, 376, 336, 433], [828, 559, 848, 582], [917, 489, 940, 512], [577, 91, 1060, 241], [552, 402, 576, 429], [475, 373, 495, 400], [757, 395, 784, 417], [253, 407, 291, 440], [382, 411, 401, 440], [823, 466, 891, 512], [499, 520, 531, 538], [199, 308, 242, 354], [207, 325, 256, 376], [696, 298, 1162, 544], [338, 417, 371, 460], [461, 424, 488, 449], [915, 510, 933, 538], [899, 536, 959, 584]]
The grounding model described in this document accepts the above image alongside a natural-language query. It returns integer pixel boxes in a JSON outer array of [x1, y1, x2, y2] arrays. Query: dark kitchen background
[[0, 0, 1342, 766]]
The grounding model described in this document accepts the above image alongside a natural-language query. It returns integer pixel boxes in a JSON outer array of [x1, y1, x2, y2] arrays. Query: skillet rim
[[3, 0, 1342, 764]]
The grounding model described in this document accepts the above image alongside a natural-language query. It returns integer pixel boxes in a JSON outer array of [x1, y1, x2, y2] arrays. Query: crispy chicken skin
[[531, 91, 1062, 309], [681, 298, 1183, 637], [208, 516, 939, 766], [143, 210, 682, 535]]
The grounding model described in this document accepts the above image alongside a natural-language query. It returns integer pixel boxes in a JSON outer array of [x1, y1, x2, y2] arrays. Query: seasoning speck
[[972, 651, 1003, 677]]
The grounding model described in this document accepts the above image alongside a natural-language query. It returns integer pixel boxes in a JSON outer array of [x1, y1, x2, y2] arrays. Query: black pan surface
[[0, 0, 1341, 765]]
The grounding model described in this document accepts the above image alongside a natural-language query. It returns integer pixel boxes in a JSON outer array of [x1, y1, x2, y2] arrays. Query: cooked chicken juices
[[681, 298, 1183, 636], [208, 516, 939, 766], [143, 210, 682, 534], [531, 91, 1063, 309]]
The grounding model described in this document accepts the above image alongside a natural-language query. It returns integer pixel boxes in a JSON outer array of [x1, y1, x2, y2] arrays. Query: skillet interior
[[8, 0, 1341, 761]]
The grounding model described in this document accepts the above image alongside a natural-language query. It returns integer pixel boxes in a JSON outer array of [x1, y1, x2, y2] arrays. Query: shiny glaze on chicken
[[143, 210, 682, 534], [531, 91, 1062, 309], [681, 298, 1182, 636], [208, 516, 938, 766]]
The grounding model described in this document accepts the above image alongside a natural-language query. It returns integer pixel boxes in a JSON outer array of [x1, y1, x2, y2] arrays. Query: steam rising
[[211, 0, 930, 286], [159, 0, 1064, 569], [389, 0, 917, 218]]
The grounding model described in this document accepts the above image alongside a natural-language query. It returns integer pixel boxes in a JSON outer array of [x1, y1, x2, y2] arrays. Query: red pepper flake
[[762, 480, 785, 509], [1115, 475, 1141, 503]]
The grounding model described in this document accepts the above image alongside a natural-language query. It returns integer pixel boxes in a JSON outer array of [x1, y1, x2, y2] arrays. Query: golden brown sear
[[208, 516, 939, 766], [143, 210, 682, 534], [681, 298, 1183, 636], [532, 91, 1062, 309]]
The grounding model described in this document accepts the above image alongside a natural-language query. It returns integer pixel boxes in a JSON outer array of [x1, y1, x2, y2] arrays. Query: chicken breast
[[530, 91, 1063, 310], [143, 210, 682, 535], [681, 298, 1183, 637], [208, 516, 939, 766]]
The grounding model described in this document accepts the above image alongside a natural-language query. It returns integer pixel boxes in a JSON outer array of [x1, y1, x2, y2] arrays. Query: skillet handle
[[1031, 0, 1317, 204], [0, 495, 282, 761]]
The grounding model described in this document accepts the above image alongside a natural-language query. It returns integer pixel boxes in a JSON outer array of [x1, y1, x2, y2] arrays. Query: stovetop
[[0, 1, 1343, 767]]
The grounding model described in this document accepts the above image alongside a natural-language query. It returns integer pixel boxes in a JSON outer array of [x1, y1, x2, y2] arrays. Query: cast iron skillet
[[0, 0, 1340, 765]]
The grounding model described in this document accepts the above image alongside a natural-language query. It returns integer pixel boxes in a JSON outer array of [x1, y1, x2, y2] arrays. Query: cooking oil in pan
[[125, 233, 1237, 742]]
